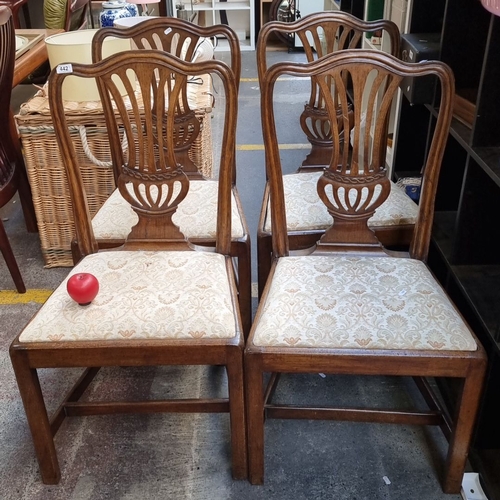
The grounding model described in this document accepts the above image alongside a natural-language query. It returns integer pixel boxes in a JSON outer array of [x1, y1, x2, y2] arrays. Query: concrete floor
[[0, 48, 478, 499]]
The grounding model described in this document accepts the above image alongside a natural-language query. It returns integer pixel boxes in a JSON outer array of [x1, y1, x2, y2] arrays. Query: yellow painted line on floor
[[0, 289, 53, 305], [237, 144, 310, 151]]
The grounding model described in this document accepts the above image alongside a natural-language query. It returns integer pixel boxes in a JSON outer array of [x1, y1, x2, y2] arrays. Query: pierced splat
[[314, 62, 402, 251], [257, 13, 400, 170], [92, 19, 241, 178], [95, 60, 194, 247]]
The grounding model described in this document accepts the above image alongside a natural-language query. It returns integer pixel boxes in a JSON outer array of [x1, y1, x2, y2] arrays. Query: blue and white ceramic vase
[[100, 1, 138, 27]]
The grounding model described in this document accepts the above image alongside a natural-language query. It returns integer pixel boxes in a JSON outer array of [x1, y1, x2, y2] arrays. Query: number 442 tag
[[56, 64, 73, 74]]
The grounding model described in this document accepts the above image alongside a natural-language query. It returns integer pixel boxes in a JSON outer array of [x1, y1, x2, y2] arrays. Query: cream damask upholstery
[[263, 172, 418, 232], [253, 255, 477, 351], [19, 251, 237, 343], [92, 181, 245, 240]]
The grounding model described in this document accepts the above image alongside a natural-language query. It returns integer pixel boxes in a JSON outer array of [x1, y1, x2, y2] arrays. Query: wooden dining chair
[[88, 18, 252, 336], [9, 49, 247, 484], [0, 0, 30, 28], [245, 50, 487, 494], [0, 6, 37, 292], [256, 12, 420, 297]]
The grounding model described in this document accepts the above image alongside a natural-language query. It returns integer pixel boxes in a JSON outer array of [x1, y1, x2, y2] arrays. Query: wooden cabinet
[[392, 1, 500, 495]]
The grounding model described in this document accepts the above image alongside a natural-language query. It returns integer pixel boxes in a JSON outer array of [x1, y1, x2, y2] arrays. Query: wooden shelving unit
[[391, 1, 500, 496]]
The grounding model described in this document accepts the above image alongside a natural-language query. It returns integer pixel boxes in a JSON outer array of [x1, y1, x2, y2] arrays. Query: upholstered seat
[[252, 255, 477, 351], [263, 172, 418, 232], [93, 181, 244, 240], [19, 251, 237, 343]]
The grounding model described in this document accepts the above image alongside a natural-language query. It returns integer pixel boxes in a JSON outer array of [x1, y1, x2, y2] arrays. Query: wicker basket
[[16, 79, 214, 267]]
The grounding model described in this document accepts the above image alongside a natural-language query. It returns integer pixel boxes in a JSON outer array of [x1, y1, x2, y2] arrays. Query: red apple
[[67, 273, 99, 306]]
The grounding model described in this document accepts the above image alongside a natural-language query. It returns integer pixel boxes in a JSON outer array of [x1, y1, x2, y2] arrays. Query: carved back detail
[[49, 51, 237, 255], [257, 12, 401, 168], [92, 18, 241, 178], [261, 50, 454, 258]]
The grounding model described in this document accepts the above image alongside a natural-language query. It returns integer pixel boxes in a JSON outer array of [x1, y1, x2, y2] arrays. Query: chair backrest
[[92, 17, 241, 84], [258, 11, 400, 75], [91, 17, 241, 179], [261, 50, 454, 261], [0, 6, 18, 204], [48, 50, 238, 256], [257, 12, 401, 169]]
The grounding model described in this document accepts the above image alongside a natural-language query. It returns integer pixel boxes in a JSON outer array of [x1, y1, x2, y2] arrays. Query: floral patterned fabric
[[19, 251, 238, 343], [263, 172, 418, 232], [252, 255, 477, 351], [92, 180, 244, 240]]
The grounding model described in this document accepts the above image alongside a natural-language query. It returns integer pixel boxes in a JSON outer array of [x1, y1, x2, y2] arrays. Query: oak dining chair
[[87, 18, 252, 336], [0, 5, 37, 292], [0, 0, 30, 28], [10, 49, 247, 484], [256, 12, 420, 297], [245, 49, 487, 494]]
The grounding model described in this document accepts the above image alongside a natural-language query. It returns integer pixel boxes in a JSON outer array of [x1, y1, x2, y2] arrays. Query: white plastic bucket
[[45, 29, 132, 102]]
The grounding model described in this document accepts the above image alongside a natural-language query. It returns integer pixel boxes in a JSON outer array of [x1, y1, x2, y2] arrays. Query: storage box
[[401, 33, 441, 104], [16, 80, 213, 267]]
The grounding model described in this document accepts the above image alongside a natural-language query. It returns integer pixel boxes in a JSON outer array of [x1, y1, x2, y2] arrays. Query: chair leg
[[0, 220, 26, 293], [226, 347, 248, 479], [9, 112, 37, 233], [257, 234, 272, 299], [9, 350, 60, 484], [237, 241, 252, 338], [442, 360, 486, 494], [245, 352, 265, 484]]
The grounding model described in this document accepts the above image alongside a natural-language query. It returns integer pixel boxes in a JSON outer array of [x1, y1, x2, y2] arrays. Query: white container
[[45, 29, 132, 102], [113, 16, 159, 28]]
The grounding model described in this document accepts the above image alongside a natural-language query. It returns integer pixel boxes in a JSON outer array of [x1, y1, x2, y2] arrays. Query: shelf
[[400, 0, 500, 491], [432, 211, 457, 261], [452, 265, 500, 350], [470, 147, 500, 189], [430, 224, 500, 354], [363, 35, 382, 50], [172, 0, 255, 50], [191, 1, 251, 10], [213, 1, 251, 10]]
